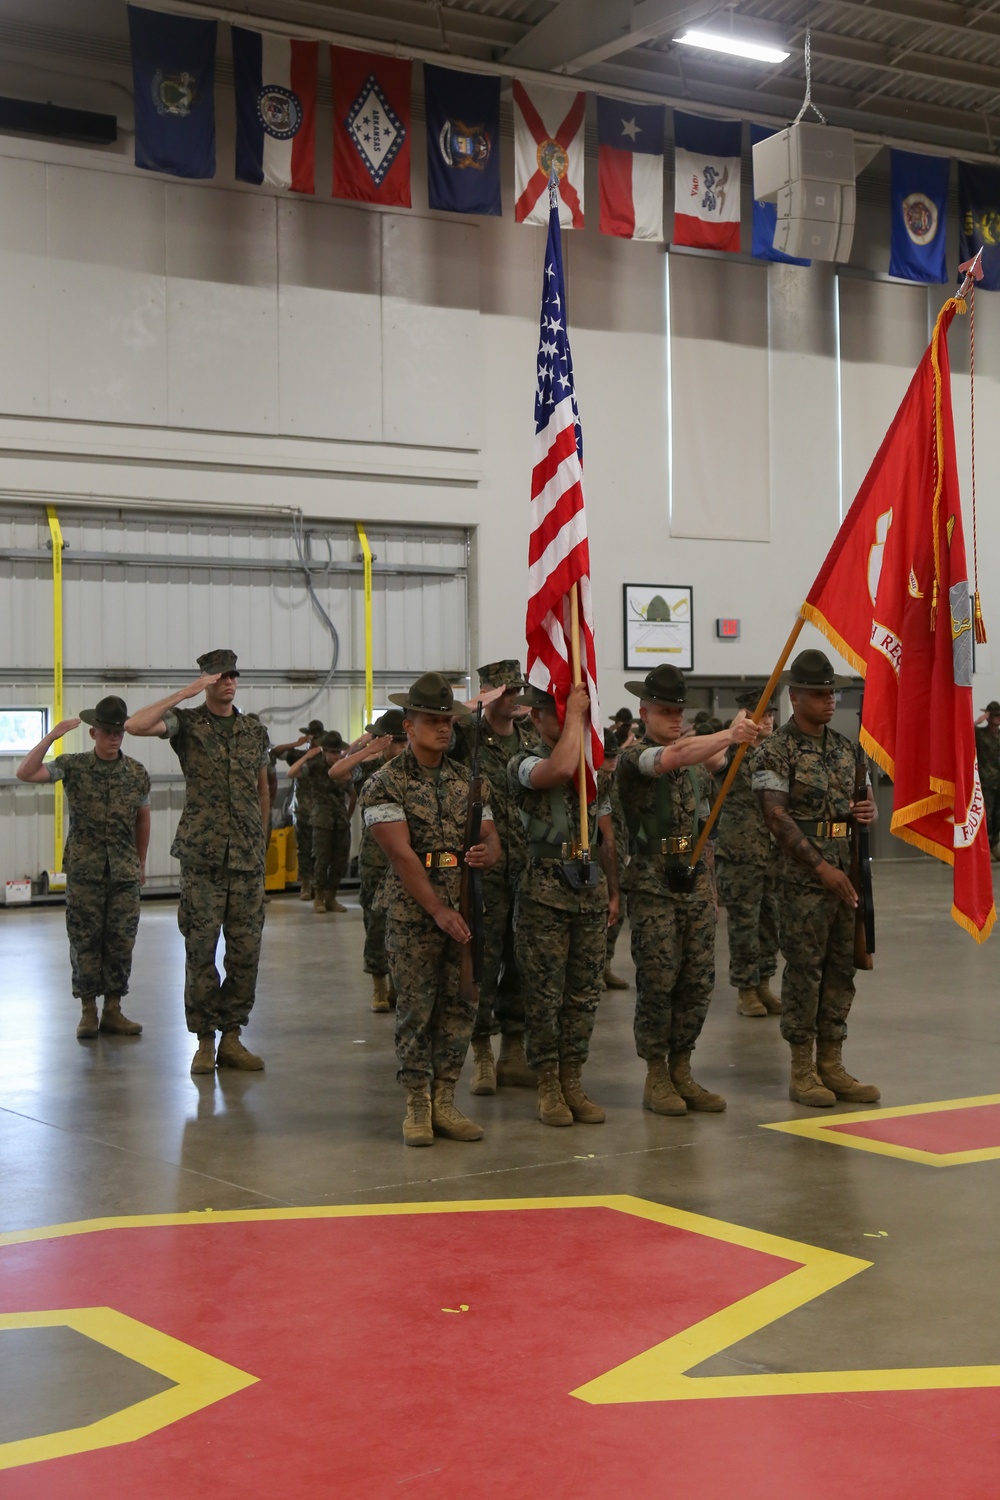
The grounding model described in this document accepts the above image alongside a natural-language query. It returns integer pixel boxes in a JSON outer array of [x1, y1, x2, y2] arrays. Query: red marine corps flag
[[802, 292, 996, 941]]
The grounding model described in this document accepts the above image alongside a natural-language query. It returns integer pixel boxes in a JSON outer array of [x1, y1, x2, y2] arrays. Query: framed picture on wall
[[623, 584, 694, 671]]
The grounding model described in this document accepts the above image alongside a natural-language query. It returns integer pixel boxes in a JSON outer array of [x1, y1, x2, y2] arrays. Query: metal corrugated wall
[[0, 504, 470, 889]]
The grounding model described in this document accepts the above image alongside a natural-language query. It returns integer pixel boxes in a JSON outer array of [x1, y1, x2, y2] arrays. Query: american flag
[[525, 182, 603, 798]]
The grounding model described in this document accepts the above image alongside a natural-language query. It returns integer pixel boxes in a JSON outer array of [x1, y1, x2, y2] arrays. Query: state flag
[[128, 4, 216, 179], [331, 47, 411, 208], [513, 81, 585, 230], [233, 27, 317, 193], [672, 111, 741, 252], [890, 149, 949, 284], [958, 161, 1000, 291], [424, 64, 501, 216], [596, 97, 664, 241], [750, 124, 809, 265]]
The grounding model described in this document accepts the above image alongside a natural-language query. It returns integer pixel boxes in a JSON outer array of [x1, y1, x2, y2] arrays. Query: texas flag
[[232, 27, 317, 193], [673, 111, 741, 252], [597, 97, 664, 241]]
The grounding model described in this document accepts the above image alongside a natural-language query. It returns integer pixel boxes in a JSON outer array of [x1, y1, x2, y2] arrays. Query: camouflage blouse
[[616, 745, 710, 897], [507, 744, 610, 915], [451, 714, 539, 882], [49, 751, 150, 882], [752, 721, 859, 885], [161, 705, 269, 873], [715, 745, 772, 867]]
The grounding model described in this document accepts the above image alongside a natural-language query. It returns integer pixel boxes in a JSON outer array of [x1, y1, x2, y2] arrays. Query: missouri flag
[[802, 297, 995, 942]]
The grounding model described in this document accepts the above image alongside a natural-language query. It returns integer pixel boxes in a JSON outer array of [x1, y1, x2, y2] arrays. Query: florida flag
[[597, 97, 664, 241], [802, 296, 995, 942], [233, 27, 317, 193], [513, 81, 585, 230], [673, 111, 741, 252]]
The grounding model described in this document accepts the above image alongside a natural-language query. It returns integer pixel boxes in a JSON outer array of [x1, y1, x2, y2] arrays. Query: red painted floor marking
[[825, 1102, 1000, 1155], [2, 1206, 998, 1500]]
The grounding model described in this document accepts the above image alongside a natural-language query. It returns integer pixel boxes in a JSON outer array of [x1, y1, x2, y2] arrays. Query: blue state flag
[[959, 161, 1000, 291], [128, 5, 217, 179], [890, 150, 949, 283], [424, 64, 500, 216], [750, 124, 809, 265]]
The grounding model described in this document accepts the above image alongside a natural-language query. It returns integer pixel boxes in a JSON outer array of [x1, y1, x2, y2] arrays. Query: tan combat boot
[[642, 1058, 687, 1116], [216, 1029, 264, 1071], [403, 1085, 433, 1147], [756, 979, 782, 1015], [536, 1066, 573, 1126], [816, 1040, 880, 1103], [299, 880, 313, 901], [496, 1032, 536, 1088], [604, 966, 629, 991], [190, 1032, 216, 1074], [312, 889, 327, 913], [325, 889, 347, 913], [788, 1041, 836, 1107], [431, 1080, 484, 1141], [76, 999, 99, 1039], [469, 1037, 497, 1096], [559, 1061, 605, 1123], [737, 987, 767, 1017], [100, 996, 142, 1036], [669, 1051, 726, 1112], [371, 975, 390, 1013]]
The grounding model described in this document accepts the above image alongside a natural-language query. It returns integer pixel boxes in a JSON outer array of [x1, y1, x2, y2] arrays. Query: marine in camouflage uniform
[[599, 730, 630, 990], [451, 659, 539, 1096], [754, 649, 879, 1108], [974, 701, 1000, 856], [507, 683, 618, 1128], [17, 696, 150, 1039], [715, 688, 781, 1018], [292, 719, 324, 899], [290, 731, 353, 913], [361, 673, 500, 1147], [126, 649, 270, 1075], [617, 665, 760, 1117]]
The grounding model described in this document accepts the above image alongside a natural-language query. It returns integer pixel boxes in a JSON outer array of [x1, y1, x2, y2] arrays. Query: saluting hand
[[728, 710, 760, 746], [182, 673, 221, 701], [360, 735, 393, 762], [434, 906, 471, 943], [50, 717, 81, 738]]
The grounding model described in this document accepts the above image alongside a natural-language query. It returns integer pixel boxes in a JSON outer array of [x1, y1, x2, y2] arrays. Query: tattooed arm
[[760, 788, 858, 908]]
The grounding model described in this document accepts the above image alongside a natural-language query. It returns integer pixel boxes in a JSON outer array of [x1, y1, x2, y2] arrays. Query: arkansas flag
[[802, 297, 995, 942], [673, 111, 741, 252], [597, 96, 664, 241], [331, 47, 411, 207], [513, 81, 585, 230], [233, 27, 317, 193]]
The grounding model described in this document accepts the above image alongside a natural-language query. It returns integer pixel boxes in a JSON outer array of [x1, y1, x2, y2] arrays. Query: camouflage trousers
[[294, 813, 314, 883], [472, 872, 525, 1040], [716, 858, 779, 989], [360, 861, 389, 977], [983, 775, 1000, 845], [629, 874, 716, 1059], [777, 880, 855, 1045], [606, 909, 625, 966], [513, 894, 606, 1071], [66, 868, 140, 1000], [178, 863, 265, 1036], [386, 905, 475, 1089], [312, 821, 351, 894]]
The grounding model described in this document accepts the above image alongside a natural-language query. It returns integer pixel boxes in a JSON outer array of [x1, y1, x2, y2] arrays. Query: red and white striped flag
[[526, 184, 603, 798]]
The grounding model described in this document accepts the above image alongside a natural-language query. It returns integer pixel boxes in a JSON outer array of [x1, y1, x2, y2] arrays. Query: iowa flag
[[802, 298, 995, 941]]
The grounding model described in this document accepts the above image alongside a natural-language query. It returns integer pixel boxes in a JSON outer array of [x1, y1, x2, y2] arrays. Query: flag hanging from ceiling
[[513, 81, 585, 230], [526, 184, 603, 799], [889, 149, 949, 284], [232, 27, 317, 193], [750, 123, 809, 265], [424, 64, 501, 216], [801, 297, 995, 942], [128, 4, 217, 179], [958, 161, 1000, 291], [672, 111, 741, 252], [596, 96, 665, 241], [331, 47, 411, 207]]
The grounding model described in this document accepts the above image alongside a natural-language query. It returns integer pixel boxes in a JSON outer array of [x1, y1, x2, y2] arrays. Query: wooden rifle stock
[[850, 744, 875, 970], [459, 705, 485, 1004]]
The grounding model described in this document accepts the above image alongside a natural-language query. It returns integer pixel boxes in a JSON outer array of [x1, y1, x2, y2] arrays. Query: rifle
[[458, 704, 485, 1005], [850, 743, 875, 970]]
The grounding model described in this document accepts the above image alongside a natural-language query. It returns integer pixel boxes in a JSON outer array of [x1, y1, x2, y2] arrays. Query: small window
[[0, 708, 49, 756]]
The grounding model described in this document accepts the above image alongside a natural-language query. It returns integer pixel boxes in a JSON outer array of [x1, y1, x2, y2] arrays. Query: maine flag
[[424, 65, 501, 216], [128, 5, 216, 179], [890, 150, 949, 284], [959, 161, 1000, 291], [750, 124, 809, 265]]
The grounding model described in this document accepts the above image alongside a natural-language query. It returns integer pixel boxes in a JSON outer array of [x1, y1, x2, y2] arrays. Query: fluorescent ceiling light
[[675, 26, 790, 64]]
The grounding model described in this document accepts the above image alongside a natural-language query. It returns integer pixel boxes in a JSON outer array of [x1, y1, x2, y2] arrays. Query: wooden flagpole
[[687, 615, 805, 868], [568, 582, 591, 855]]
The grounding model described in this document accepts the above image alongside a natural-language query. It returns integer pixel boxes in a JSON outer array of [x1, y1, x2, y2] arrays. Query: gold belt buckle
[[675, 836, 692, 854], [424, 852, 459, 869], [830, 822, 848, 839]]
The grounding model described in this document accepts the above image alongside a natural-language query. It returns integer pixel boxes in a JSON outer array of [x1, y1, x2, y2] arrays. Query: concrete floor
[[1, 860, 999, 1495]]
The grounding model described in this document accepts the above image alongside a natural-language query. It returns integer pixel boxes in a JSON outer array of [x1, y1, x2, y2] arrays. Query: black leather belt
[[795, 819, 852, 839]]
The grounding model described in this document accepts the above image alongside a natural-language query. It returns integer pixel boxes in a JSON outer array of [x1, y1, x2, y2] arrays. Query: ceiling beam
[[502, 0, 712, 74], [815, 0, 1000, 44], [805, 28, 1000, 97]]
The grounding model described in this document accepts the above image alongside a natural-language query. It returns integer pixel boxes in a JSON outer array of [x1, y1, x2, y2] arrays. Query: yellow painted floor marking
[[0, 1307, 257, 1472], [761, 1093, 1000, 1167]]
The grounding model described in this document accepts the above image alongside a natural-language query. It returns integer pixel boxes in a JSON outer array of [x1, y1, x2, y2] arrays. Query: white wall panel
[[0, 158, 48, 416], [381, 215, 481, 449], [166, 187, 279, 434], [278, 200, 382, 441], [47, 166, 167, 425]]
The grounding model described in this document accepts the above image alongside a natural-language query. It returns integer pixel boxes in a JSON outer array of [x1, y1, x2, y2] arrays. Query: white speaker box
[[752, 122, 856, 200]]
